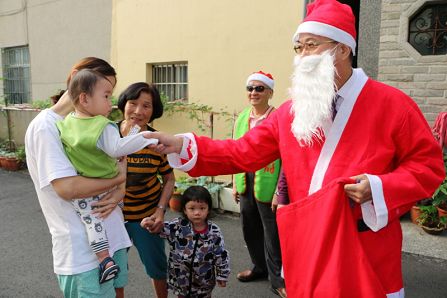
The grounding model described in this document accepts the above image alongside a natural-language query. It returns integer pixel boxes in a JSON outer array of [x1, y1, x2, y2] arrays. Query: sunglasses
[[246, 85, 268, 93]]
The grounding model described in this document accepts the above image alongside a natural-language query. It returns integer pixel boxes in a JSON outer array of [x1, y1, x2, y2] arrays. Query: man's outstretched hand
[[143, 131, 184, 155]]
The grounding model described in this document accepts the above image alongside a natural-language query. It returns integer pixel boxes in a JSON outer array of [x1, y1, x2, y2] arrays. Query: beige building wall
[[0, 0, 112, 102], [0, 0, 28, 100], [0, 1, 28, 47], [112, 0, 303, 137]]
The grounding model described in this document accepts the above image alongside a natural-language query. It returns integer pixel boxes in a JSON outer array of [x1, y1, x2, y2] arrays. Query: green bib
[[233, 107, 280, 202], [56, 114, 118, 178]]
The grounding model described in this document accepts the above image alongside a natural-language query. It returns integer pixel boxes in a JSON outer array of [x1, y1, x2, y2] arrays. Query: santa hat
[[292, 0, 357, 55], [246, 71, 275, 89]]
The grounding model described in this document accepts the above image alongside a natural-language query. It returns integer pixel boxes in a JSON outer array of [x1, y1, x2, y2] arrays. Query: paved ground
[[1, 169, 446, 297]]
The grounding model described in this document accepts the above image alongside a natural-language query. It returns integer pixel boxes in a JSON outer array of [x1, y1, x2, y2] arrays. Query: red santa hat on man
[[292, 0, 357, 55], [246, 71, 275, 89]]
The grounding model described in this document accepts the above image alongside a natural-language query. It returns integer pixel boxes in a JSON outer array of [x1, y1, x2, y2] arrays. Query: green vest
[[56, 114, 118, 178], [234, 107, 280, 202]]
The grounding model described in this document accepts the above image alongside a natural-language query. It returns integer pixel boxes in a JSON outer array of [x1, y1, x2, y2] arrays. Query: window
[[409, 3, 447, 56], [2, 46, 31, 104], [152, 63, 188, 102]]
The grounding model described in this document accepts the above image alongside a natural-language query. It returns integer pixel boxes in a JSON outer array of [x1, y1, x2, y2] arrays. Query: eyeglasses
[[246, 85, 268, 93], [293, 40, 337, 54]]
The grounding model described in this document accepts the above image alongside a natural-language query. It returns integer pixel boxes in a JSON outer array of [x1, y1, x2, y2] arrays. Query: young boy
[[57, 69, 156, 283]]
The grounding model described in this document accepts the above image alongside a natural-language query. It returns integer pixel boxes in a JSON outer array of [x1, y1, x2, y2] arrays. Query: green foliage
[[0, 140, 25, 170], [432, 154, 447, 208], [108, 107, 123, 122], [174, 176, 230, 196], [414, 153, 447, 230], [31, 99, 52, 110], [0, 139, 16, 152], [417, 204, 447, 229], [0, 140, 25, 162], [0, 148, 7, 157], [14, 145, 26, 163], [160, 93, 233, 135], [110, 95, 119, 106]]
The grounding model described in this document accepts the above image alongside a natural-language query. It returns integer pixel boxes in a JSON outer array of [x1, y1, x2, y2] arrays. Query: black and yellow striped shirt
[[119, 124, 173, 221]]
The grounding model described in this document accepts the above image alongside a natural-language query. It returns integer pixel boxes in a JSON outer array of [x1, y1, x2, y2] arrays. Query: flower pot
[[169, 193, 182, 212], [420, 225, 445, 235], [2, 157, 20, 171], [0, 156, 6, 168], [410, 205, 421, 224], [437, 206, 447, 218]]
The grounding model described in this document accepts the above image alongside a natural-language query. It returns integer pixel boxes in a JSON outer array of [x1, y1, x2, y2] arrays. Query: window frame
[[151, 63, 188, 102], [400, 0, 447, 63], [1, 46, 31, 104], [408, 2, 447, 56]]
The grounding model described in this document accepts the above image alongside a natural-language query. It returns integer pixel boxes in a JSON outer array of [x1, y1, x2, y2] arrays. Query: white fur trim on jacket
[[361, 174, 389, 232], [246, 73, 274, 89]]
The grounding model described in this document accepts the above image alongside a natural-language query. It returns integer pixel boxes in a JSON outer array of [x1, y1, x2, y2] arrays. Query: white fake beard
[[289, 51, 337, 147]]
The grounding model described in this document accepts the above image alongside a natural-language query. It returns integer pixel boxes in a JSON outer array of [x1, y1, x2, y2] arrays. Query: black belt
[[357, 219, 371, 232]]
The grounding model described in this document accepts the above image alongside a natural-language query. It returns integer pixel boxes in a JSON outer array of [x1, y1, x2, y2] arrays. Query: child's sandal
[[99, 257, 120, 284]]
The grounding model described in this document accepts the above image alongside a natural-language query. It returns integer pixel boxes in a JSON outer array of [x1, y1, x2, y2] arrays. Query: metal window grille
[[409, 3, 447, 56], [152, 63, 188, 102], [2, 46, 31, 104]]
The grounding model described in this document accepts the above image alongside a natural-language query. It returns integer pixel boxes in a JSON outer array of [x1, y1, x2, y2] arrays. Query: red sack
[[276, 178, 386, 298]]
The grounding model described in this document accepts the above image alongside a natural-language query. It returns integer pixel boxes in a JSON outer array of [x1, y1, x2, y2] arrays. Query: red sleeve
[[187, 109, 281, 177], [380, 98, 445, 222]]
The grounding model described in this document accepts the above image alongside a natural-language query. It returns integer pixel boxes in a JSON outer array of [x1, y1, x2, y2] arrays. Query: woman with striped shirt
[[118, 82, 175, 298]]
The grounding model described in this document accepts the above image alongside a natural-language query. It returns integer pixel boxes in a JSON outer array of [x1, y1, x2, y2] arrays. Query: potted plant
[[416, 204, 446, 235], [410, 198, 432, 224], [436, 200, 447, 222], [169, 177, 190, 212], [2, 151, 20, 171], [432, 154, 447, 223], [0, 141, 24, 171], [433, 185, 447, 224], [0, 148, 7, 168]]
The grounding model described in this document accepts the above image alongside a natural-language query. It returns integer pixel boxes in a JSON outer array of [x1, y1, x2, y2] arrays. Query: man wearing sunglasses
[[232, 71, 285, 297], [145, 0, 444, 297]]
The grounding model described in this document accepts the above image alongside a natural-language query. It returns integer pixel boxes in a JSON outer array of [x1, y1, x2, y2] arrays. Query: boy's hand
[[143, 131, 183, 154]]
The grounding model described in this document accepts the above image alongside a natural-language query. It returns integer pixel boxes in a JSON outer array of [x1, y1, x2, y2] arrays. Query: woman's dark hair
[[50, 89, 65, 105], [180, 186, 213, 217], [117, 82, 163, 123], [67, 57, 116, 87]]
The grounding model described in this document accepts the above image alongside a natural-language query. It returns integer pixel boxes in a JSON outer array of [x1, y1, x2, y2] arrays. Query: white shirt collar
[[333, 68, 368, 112], [249, 106, 274, 128], [337, 68, 368, 100]]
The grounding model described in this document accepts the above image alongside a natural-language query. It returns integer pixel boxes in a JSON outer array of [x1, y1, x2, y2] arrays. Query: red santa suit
[[276, 177, 386, 297], [168, 69, 444, 297]]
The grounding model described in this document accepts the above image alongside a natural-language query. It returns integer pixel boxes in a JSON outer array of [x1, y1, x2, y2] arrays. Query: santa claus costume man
[[144, 0, 445, 297]]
